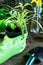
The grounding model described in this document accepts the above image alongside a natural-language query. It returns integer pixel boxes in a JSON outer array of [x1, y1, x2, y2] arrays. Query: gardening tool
[[25, 46, 43, 65]]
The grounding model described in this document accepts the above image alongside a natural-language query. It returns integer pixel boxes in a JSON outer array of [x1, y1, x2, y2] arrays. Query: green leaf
[[10, 23, 16, 30], [0, 19, 6, 32]]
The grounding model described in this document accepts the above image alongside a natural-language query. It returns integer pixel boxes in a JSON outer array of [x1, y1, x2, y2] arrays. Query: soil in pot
[[6, 26, 22, 38]]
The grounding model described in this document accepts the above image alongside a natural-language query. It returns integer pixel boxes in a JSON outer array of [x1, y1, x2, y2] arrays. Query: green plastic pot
[[0, 32, 28, 64]]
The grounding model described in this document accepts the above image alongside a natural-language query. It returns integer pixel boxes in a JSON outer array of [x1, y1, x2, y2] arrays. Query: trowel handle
[[25, 54, 36, 65]]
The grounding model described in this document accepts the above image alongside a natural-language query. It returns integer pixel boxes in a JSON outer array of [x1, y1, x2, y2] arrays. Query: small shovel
[[25, 46, 43, 65]]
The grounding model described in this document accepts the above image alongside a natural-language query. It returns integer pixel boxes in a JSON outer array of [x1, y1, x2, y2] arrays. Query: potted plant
[[0, 3, 31, 64]]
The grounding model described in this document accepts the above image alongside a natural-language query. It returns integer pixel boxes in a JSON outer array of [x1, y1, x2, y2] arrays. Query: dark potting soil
[[6, 27, 22, 38], [6, 27, 22, 33]]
